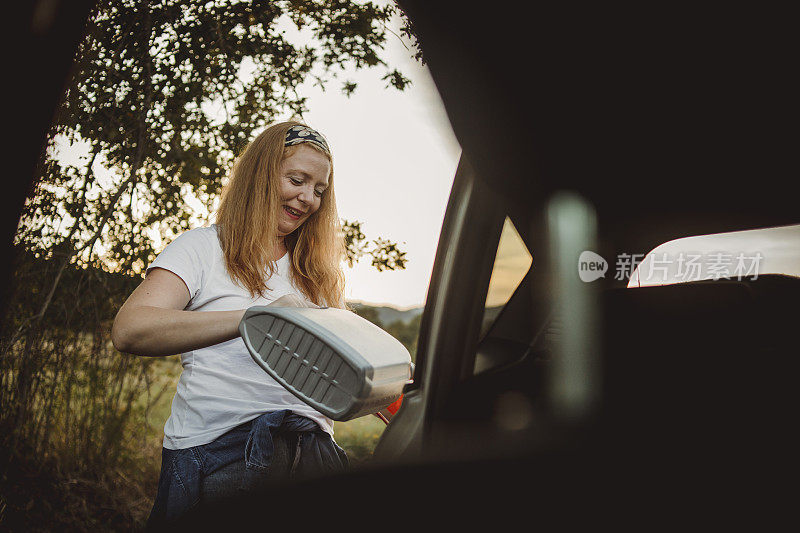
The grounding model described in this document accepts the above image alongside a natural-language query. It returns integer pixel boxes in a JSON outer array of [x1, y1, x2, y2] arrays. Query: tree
[[20, 0, 411, 275], [385, 312, 421, 360], [350, 304, 384, 327], [343, 219, 407, 270]]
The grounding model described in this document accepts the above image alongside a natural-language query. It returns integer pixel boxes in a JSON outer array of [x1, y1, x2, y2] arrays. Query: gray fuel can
[[239, 306, 413, 421]]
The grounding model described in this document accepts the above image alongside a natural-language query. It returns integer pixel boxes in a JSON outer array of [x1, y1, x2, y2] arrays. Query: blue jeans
[[146, 410, 348, 528]]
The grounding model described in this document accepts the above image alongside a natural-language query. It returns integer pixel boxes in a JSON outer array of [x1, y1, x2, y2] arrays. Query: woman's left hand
[[267, 294, 320, 308]]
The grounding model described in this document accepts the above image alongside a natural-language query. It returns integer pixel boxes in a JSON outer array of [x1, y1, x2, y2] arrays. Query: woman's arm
[[111, 267, 245, 357]]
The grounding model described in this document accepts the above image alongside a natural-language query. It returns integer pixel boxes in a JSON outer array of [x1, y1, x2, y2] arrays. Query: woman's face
[[276, 144, 331, 237]]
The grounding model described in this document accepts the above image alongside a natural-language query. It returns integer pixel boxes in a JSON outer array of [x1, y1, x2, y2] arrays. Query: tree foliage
[[350, 305, 420, 359], [20, 0, 410, 273], [342, 219, 407, 270]]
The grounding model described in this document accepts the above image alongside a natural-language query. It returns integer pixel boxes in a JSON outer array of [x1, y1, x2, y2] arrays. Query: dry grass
[[1, 339, 389, 530]]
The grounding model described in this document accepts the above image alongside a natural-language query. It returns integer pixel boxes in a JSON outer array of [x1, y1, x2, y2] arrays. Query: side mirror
[[239, 307, 412, 421]]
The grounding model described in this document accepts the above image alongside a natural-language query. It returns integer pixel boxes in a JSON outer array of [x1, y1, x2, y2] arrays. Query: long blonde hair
[[215, 121, 345, 308]]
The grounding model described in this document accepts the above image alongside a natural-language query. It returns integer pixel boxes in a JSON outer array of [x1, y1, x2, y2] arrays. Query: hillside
[[347, 302, 424, 325]]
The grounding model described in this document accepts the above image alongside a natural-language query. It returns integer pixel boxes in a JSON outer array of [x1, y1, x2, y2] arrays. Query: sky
[[288, 12, 461, 309], [485, 219, 533, 308], [629, 224, 800, 287]]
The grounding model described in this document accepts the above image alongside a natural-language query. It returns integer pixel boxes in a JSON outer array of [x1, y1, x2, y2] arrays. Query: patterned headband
[[284, 125, 330, 154]]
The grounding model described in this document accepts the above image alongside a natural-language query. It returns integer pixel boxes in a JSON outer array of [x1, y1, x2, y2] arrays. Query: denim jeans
[[146, 410, 348, 528]]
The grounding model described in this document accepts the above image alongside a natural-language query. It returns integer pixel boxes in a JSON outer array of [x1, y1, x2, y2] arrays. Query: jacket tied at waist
[[148, 410, 348, 526]]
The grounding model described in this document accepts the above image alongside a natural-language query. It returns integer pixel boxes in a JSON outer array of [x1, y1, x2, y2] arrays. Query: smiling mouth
[[283, 206, 304, 219]]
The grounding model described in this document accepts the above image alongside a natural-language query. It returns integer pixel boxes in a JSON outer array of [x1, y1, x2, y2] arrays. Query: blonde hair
[[215, 121, 345, 308]]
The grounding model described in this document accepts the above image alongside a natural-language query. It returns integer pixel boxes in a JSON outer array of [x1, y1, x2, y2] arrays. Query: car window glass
[[480, 217, 532, 339], [629, 224, 800, 287]]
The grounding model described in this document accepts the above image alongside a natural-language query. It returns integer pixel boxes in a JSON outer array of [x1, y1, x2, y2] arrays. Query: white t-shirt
[[147, 224, 334, 450]]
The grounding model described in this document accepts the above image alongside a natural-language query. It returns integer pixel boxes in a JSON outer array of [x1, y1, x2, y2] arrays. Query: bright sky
[[629, 224, 800, 287], [485, 219, 533, 308], [291, 11, 461, 309]]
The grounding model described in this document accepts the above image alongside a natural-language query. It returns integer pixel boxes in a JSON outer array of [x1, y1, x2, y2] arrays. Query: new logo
[[578, 251, 608, 282]]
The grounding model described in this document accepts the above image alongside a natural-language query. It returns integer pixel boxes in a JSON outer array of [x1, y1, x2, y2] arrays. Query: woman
[[111, 121, 349, 524]]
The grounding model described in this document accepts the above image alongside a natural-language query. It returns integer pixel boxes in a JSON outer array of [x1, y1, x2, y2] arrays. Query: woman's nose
[[297, 186, 313, 205]]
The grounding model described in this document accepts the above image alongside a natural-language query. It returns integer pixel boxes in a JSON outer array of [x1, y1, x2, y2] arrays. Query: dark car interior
[[442, 218, 800, 462], [373, 0, 798, 516]]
